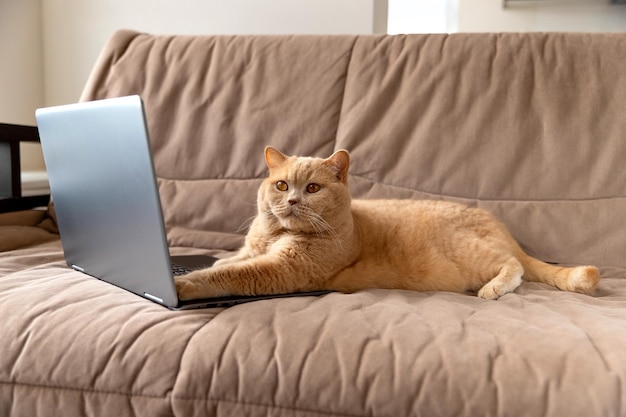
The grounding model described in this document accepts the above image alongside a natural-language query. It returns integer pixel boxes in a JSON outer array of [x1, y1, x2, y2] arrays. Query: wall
[[0, 0, 45, 171], [458, 0, 626, 32]]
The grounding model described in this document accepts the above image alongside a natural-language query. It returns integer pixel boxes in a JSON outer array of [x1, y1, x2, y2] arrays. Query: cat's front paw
[[174, 273, 201, 301], [175, 270, 227, 300]]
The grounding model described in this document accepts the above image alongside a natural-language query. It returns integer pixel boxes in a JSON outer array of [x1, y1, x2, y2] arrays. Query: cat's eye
[[276, 181, 288, 192], [306, 183, 321, 194]]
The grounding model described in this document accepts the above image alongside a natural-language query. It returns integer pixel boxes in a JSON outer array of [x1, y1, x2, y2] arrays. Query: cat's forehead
[[270, 156, 333, 183]]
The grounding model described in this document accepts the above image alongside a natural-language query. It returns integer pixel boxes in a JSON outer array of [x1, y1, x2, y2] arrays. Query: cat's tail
[[519, 253, 600, 295]]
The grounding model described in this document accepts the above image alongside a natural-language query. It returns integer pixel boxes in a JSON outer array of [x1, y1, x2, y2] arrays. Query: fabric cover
[[2, 31, 626, 416]]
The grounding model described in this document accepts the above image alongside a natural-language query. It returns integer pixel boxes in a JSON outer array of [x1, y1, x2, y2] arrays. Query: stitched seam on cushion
[[172, 395, 385, 417], [331, 36, 359, 153], [155, 174, 626, 203], [0, 380, 167, 400], [348, 173, 626, 203]]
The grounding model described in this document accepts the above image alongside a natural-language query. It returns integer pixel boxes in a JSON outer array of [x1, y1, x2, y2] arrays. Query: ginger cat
[[175, 147, 600, 301]]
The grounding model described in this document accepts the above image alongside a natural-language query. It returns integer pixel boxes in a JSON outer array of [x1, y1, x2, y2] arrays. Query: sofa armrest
[[0, 123, 50, 213]]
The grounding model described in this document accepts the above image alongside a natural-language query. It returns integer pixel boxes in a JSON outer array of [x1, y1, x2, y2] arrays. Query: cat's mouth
[[271, 203, 337, 237], [274, 205, 299, 219], [272, 205, 310, 230]]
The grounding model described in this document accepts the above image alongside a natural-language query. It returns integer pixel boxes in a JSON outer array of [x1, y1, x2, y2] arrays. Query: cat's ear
[[324, 149, 350, 183], [265, 146, 288, 170]]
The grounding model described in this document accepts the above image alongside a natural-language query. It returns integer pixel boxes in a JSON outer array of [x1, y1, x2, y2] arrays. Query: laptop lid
[[36, 95, 187, 308]]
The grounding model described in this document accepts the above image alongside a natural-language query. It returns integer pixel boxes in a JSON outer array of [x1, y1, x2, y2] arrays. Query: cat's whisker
[[236, 214, 258, 233], [301, 208, 344, 251]]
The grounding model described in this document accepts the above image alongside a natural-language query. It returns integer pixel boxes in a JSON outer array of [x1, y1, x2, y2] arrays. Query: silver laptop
[[36, 95, 328, 309]]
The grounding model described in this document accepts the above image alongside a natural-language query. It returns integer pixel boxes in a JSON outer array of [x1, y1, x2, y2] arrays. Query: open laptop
[[36, 95, 329, 309]]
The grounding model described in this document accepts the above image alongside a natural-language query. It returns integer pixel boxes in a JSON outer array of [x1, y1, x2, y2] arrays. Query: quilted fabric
[[2, 241, 626, 416], [2, 31, 626, 416]]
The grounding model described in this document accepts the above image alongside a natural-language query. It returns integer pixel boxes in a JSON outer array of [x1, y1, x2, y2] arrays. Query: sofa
[[2, 30, 626, 417]]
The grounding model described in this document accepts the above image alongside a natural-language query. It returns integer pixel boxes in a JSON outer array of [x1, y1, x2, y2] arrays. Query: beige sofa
[[2, 30, 626, 417]]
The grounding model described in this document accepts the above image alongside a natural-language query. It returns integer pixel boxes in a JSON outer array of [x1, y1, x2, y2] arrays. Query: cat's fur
[[175, 147, 600, 300]]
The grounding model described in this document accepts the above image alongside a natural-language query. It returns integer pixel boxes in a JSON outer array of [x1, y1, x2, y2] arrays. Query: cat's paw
[[477, 283, 502, 300], [478, 270, 523, 300], [175, 270, 229, 300], [174, 273, 201, 301], [477, 279, 519, 300]]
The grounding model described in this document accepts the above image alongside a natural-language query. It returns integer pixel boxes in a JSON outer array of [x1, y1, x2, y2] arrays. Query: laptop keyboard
[[171, 263, 193, 276]]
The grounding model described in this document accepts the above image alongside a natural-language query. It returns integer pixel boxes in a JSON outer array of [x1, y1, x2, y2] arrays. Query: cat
[[175, 146, 600, 301]]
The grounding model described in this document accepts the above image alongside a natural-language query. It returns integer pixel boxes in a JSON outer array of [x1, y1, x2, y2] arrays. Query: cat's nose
[[288, 198, 298, 206]]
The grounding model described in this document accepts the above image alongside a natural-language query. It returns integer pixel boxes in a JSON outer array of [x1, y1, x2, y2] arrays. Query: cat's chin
[[277, 215, 305, 231], [274, 212, 315, 234], [272, 205, 299, 221]]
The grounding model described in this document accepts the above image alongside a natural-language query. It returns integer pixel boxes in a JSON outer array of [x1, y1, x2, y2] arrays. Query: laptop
[[36, 95, 329, 309]]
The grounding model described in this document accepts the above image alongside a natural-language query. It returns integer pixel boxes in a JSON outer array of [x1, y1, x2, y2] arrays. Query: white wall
[[0, 0, 45, 171], [458, 0, 626, 32]]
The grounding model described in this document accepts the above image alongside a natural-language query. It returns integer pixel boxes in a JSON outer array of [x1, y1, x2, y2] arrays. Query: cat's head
[[258, 146, 352, 234]]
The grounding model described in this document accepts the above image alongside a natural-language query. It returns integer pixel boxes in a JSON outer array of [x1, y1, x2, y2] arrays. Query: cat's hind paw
[[477, 283, 503, 300], [477, 273, 523, 300], [478, 258, 524, 300]]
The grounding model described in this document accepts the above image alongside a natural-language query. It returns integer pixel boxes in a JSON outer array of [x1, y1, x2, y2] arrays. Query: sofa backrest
[[80, 30, 626, 273]]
